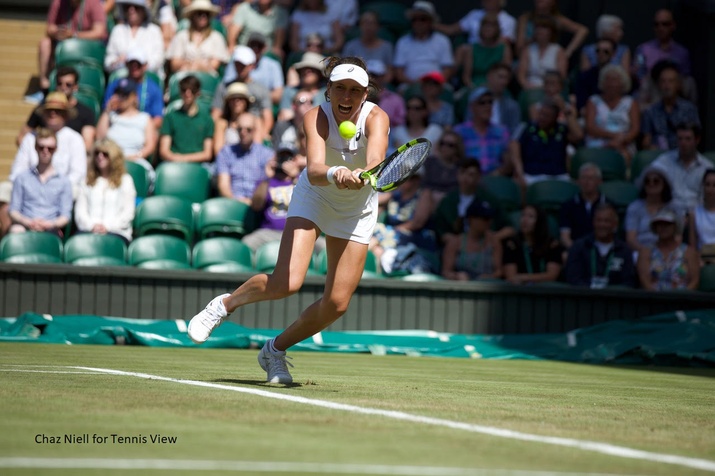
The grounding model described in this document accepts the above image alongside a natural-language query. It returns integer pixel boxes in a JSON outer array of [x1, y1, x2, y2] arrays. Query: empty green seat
[[525, 179, 579, 214], [54, 39, 106, 69], [128, 235, 192, 269], [124, 160, 150, 200], [197, 198, 254, 240], [630, 150, 662, 182], [480, 175, 522, 212], [699, 265, 715, 292], [0, 232, 63, 264], [570, 148, 627, 181], [154, 162, 211, 204], [192, 237, 253, 273], [133, 195, 195, 243], [167, 71, 220, 103], [599, 181, 639, 215], [64, 233, 127, 266], [254, 240, 282, 273]]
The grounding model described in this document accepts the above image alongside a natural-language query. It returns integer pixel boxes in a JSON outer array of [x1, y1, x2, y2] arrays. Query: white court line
[[69, 366, 715, 473], [0, 369, 99, 374], [0, 458, 634, 476]]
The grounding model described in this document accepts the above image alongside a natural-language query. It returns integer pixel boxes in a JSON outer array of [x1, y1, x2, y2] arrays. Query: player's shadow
[[212, 378, 303, 388]]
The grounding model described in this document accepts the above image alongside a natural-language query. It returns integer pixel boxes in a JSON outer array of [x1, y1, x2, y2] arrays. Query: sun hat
[[293, 52, 326, 72], [225, 82, 254, 103], [182, 0, 220, 18], [649, 208, 681, 233], [406, 1, 439, 22], [37, 92, 77, 118]]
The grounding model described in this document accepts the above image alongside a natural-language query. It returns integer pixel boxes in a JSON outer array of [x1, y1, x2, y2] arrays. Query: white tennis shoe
[[187, 293, 230, 344], [258, 342, 294, 384]]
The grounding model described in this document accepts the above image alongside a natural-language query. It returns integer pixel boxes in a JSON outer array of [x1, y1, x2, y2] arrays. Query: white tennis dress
[[287, 101, 379, 244]]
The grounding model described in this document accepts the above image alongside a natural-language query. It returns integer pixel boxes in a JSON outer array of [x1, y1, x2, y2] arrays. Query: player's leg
[[258, 236, 368, 383], [187, 217, 319, 344]]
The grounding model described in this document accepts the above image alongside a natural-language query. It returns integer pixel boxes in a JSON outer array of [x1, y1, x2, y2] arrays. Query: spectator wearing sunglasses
[[632, 9, 691, 87], [579, 15, 631, 72]]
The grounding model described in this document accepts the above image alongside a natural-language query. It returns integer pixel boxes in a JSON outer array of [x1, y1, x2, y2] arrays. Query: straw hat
[[37, 92, 77, 119], [406, 1, 439, 22], [182, 0, 220, 18], [293, 52, 326, 72], [225, 82, 255, 103]]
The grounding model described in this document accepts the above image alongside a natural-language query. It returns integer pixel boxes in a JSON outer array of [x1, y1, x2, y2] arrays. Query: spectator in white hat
[[166, 0, 230, 74], [105, 0, 164, 79], [277, 51, 327, 122]]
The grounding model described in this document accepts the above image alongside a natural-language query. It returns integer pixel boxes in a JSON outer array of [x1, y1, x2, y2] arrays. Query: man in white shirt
[[436, 0, 516, 45]]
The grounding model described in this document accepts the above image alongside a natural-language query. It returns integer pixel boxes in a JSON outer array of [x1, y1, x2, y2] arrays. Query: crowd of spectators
[[1, 0, 713, 291]]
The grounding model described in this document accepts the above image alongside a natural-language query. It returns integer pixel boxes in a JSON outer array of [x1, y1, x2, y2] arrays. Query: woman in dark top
[[502, 204, 563, 284]]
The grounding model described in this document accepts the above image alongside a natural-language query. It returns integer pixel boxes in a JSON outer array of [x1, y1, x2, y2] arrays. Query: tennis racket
[[360, 138, 432, 192]]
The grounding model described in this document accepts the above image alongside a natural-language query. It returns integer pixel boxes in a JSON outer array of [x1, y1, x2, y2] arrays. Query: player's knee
[[267, 273, 303, 298], [321, 296, 350, 317]]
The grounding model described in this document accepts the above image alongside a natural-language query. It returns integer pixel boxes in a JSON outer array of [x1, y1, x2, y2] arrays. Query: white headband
[[329, 64, 369, 87]]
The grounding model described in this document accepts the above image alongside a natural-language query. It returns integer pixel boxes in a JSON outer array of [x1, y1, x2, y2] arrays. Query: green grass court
[[1, 343, 714, 475]]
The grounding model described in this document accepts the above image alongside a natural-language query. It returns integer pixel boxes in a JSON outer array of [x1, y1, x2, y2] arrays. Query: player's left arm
[[362, 106, 390, 172]]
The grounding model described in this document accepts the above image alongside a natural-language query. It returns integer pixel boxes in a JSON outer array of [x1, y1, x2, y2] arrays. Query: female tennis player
[[188, 56, 390, 383]]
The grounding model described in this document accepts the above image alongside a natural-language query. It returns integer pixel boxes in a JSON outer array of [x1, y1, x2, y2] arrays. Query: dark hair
[[458, 157, 481, 173], [593, 202, 619, 219], [702, 169, 715, 185], [404, 94, 429, 128], [533, 14, 558, 41], [55, 66, 79, 84], [488, 62, 512, 76], [323, 56, 380, 102], [638, 169, 673, 203], [520, 205, 552, 258], [538, 97, 561, 117], [650, 59, 681, 83], [179, 75, 201, 93], [676, 121, 702, 138]]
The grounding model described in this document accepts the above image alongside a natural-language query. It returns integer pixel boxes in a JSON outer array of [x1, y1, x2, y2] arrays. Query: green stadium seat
[[570, 148, 627, 181], [480, 175, 522, 212], [167, 70, 220, 103], [630, 150, 662, 182], [128, 235, 192, 269], [196, 198, 255, 240], [525, 179, 579, 214], [133, 195, 195, 243], [63, 233, 127, 267], [0, 232, 63, 264], [124, 160, 150, 201], [153, 162, 211, 204], [192, 237, 253, 273], [254, 240, 282, 273], [599, 181, 639, 215], [703, 150, 715, 164], [517, 88, 545, 119], [699, 265, 715, 292], [315, 248, 382, 279], [54, 39, 106, 69]]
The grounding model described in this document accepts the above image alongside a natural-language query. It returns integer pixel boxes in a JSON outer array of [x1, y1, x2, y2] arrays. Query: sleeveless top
[[262, 177, 294, 231], [107, 111, 150, 157], [456, 235, 494, 279], [694, 205, 715, 248], [585, 94, 633, 148], [649, 243, 689, 290], [525, 43, 560, 88], [470, 43, 505, 87]]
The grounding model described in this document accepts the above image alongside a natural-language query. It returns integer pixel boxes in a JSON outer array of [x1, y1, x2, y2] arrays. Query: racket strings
[[376, 142, 431, 188]]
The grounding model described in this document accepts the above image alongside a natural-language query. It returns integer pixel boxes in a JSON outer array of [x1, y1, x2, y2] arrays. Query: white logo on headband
[[348, 67, 354, 72]]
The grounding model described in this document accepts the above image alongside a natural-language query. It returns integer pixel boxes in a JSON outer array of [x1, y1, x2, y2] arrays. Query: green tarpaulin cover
[[1, 310, 714, 366]]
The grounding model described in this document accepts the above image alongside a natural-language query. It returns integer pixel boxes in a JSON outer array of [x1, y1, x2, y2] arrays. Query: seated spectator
[[159, 75, 215, 167], [151, 0, 179, 49], [27, 0, 107, 104], [325, 0, 358, 33], [641, 61, 700, 151], [632, 9, 691, 95], [104, 0, 164, 80], [388, 95, 443, 155], [529, 70, 573, 122], [516, 14, 567, 91], [213, 82, 254, 156], [453, 87, 511, 176], [215, 112, 274, 205], [393, 1, 455, 87], [285, 32, 327, 88], [436, 0, 516, 46], [342, 10, 394, 83], [74, 139, 137, 244], [8, 128, 73, 237], [441, 199, 502, 281], [584, 64, 640, 163], [651, 123, 714, 211], [625, 166, 679, 257], [689, 169, 715, 264], [228, 0, 289, 57], [559, 163, 608, 248], [579, 14, 630, 72], [244, 32, 284, 108], [484, 62, 521, 134], [97, 78, 157, 180], [241, 144, 301, 251], [103, 48, 165, 130], [271, 88, 313, 151], [18, 66, 96, 151], [502, 204, 564, 285], [166, 0, 229, 75], [459, 13, 512, 89], [277, 52, 327, 122], [637, 209, 699, 290], [575, 38, 617, 113], [212, 46, 274, 139], [366, 60, 405, 127], [564, 203, 636, 288], [288, 0, 343, 54], [515, 0, 588, 60], [431, 158, 510, 246], [420, 130, 465, 207], [419, 72, 455, 128], [511, 97, 582, 188], [212, 0, 242, 29]]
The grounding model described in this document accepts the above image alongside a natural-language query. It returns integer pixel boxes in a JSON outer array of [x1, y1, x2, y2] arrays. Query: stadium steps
[[0, 18, 46, 180]]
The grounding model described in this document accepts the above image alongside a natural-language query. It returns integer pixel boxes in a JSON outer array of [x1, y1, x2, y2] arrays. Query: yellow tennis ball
[[339, 121, 357, 140]]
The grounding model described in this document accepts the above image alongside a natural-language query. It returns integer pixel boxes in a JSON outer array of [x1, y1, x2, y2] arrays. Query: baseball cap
[[232, 45, 256, 65], [115, 78, 138, 96], [366, 59, 387, 76], [420, 71, 445, 84], [466, 200, 495, 219], [126, 47, 148, 65]]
